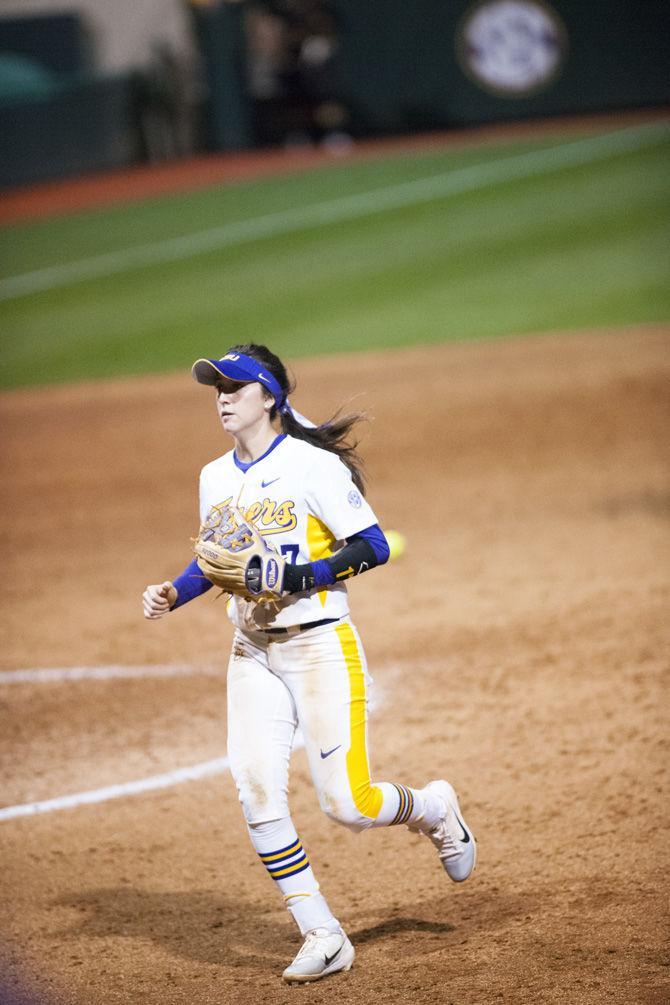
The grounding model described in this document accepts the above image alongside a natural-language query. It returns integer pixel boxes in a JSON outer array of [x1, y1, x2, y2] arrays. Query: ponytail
[[279, 406, 367, 495], [225, 342, 367, 494]]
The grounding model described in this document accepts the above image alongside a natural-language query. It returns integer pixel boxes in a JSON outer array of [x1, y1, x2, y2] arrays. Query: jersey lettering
[[216, 496, 298, 535], [200, 436, 380, 629]]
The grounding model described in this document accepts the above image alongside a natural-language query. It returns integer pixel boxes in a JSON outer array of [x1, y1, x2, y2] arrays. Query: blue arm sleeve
[[311, 558, 336, 588], [353, 523, 391, 565], [171, 559, 214, 610]]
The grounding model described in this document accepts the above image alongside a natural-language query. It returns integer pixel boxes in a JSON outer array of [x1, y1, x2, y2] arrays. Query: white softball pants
[[226, 616, 413, 832]]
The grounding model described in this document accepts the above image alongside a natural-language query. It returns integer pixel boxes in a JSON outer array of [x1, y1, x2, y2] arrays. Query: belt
[[262, 617, 339, 636]]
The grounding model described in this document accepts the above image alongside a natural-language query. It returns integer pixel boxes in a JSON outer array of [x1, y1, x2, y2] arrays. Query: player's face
[[215, 378, 272, 437]]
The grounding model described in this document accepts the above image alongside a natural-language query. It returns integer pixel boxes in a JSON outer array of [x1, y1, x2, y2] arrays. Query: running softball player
[[142, 344, 475, 983]]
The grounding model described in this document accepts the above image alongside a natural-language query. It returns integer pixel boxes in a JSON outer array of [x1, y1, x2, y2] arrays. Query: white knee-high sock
[[369, 782, 444, 831], [247, 817, 341, 935]]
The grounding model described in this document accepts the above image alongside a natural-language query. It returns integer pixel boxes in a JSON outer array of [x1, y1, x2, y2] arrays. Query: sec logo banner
[[457, 0, 567, 98]]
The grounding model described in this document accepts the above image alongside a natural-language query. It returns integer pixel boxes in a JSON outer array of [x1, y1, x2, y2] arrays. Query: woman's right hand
[[142, 581, 177, 619]]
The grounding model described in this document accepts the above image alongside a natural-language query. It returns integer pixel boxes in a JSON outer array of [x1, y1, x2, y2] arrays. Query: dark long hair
[[226, 343, 367, 494]]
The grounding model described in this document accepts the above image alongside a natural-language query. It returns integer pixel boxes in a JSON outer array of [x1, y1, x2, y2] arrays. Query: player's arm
[[282, 523, 390, 594], [143, 466, 218, 617], [142, 559, 213, 619]]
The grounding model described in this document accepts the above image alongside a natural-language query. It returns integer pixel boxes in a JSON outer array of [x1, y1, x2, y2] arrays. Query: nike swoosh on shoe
[[454, 813, 470, 842]]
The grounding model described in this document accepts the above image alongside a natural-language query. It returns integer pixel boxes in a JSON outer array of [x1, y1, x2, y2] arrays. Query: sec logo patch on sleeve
[[348, 490, 362, 509]]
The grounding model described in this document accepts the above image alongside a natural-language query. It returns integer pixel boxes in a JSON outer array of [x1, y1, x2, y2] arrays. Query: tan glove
[[193, 504, 285, 603]]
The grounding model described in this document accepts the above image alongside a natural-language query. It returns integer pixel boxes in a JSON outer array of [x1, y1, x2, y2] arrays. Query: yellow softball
[[385, 529, 406, 562]]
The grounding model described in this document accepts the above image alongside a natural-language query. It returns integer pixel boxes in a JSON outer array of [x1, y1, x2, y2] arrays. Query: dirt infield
[[1, 327, 669, 1004]]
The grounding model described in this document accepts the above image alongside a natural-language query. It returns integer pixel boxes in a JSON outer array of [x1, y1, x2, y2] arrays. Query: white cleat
[[415, 780, 476, 882], [282, 927, 355, 984]]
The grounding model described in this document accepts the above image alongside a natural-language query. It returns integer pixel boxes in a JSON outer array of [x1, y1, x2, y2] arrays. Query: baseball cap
[[191, 351, 285, 408]]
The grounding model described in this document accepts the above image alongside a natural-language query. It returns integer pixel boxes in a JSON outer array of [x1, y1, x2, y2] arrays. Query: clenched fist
[[142, 581, 178, 619]]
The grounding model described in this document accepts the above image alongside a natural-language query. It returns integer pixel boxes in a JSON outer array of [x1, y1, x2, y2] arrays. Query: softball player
[[143, 344, 475, 983]]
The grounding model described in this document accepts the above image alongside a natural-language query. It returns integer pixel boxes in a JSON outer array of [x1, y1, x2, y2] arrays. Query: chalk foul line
[[0, 119, 667, 303], [0, 662, 222, 821], [0, 756, 238, 822], [0, 664, 220, 685], [0, 666, 389, 822]]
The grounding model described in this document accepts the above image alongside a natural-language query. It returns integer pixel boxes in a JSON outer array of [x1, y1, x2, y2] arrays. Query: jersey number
[[280, 544, 299, 565]]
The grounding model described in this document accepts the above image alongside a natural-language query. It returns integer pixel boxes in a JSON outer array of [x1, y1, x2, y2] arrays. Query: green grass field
[[1, 121, 668, 389]]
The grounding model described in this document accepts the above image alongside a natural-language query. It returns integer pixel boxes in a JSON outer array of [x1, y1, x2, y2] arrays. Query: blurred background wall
[[0, 0, 668, 189], [0, 0, 195, 72]]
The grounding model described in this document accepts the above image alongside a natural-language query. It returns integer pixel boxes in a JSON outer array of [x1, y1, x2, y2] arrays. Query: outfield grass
[[1, 125, 668, 389]]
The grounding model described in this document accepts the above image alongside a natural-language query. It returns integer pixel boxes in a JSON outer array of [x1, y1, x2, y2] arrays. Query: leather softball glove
[[194, 504, 286, 603]]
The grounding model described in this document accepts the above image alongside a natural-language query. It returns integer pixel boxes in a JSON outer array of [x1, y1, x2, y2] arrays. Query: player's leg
[[226, 629, 354, 981], [273, 618, 475, 881], [271, 618, 433, 829]]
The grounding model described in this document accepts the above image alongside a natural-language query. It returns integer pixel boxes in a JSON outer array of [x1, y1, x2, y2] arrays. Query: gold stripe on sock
[[269, 855, 310, 879], [390, 783, 407, 825], [259, 839, 301, 863], [400, 787, 414, 824]]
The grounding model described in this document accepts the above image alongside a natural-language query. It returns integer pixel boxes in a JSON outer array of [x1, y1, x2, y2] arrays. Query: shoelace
[[430, 812, 464, 861], [295, 929, 336, 960]]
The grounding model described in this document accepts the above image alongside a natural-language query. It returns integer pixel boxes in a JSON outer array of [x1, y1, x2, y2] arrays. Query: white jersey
[[199, 434, 379, 632]]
